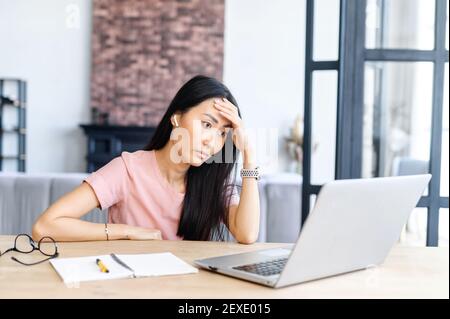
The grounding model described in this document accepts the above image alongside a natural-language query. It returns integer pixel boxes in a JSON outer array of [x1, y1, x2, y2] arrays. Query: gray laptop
[[194, 174, 431, 288]]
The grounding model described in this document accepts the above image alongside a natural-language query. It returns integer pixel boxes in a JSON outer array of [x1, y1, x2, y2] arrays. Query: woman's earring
[[174, 116, 179, 127]]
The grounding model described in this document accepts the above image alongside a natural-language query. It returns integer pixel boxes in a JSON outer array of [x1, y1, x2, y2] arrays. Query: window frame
[[302, 0, 449, 246]]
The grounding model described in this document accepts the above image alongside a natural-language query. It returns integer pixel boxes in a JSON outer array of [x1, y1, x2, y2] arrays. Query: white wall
[[0, 0, 92, 173], [223, 0, 306, 174]]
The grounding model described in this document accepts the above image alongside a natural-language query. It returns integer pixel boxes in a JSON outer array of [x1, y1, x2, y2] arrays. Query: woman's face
[[171, 98, 233, 167]]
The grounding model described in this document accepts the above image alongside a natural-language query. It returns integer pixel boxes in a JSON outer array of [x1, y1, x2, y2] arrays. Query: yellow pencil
[[96, 258, 109, 273]]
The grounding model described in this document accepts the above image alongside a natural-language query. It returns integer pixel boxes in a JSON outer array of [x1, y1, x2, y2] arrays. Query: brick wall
[[90, 0, 225, 126]]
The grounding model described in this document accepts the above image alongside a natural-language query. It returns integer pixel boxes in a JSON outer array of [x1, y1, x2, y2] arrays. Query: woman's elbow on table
[[31, 215, 51, 241], [235, 232, 259, 245]]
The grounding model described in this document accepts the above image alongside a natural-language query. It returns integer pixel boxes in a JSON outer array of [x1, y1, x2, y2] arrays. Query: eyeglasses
[[0, 234, 59, 266]]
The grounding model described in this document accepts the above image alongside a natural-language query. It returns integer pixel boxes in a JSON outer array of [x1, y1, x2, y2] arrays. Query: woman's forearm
[[32, 215, 127, 242], [233, 148, 260, 243], [32, 182, 162, 242]]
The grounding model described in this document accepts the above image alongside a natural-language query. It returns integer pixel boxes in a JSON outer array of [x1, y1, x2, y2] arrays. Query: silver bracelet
[[105, 222, 109, 241], [240, 166, 260, 180]]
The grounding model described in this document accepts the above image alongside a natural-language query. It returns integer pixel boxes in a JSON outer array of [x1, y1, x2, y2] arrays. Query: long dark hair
[[144, 75, 241, 241]]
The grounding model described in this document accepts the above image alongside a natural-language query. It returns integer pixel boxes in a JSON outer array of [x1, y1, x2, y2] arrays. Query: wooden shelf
[[0, 154, 26, 160], [0, 79, 27, 172], [0, 128, 26, 134]]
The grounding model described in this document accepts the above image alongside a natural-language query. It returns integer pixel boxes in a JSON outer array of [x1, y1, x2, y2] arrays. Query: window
[[303, 0, 449, 246]]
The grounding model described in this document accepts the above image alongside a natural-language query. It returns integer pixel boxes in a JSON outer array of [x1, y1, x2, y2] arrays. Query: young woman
[[32, 75, 260, 244]]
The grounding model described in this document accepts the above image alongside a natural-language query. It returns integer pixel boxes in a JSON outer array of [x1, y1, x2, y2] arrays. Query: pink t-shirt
[[84, 150, 240, 240]]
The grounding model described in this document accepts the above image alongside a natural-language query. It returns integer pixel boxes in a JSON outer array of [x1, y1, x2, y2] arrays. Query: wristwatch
[[240, 166, 260, 180]]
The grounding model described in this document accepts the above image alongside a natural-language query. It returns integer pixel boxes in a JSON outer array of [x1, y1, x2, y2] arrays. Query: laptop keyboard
[[232, 257, 288, 277]]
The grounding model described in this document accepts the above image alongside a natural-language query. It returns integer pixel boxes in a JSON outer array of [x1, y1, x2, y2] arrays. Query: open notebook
[[50, 252, 198, 283]]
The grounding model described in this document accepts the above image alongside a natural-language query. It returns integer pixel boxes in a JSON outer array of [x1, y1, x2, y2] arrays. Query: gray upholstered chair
[[392, 157, 429, 245], [0, 173, 106, 235]]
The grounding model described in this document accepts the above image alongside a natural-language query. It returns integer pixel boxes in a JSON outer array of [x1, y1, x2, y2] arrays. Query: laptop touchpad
[[258, 248, 291, 257]]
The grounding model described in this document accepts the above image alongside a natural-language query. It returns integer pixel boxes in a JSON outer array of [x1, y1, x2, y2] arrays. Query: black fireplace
[[80, 125, 156, 173]]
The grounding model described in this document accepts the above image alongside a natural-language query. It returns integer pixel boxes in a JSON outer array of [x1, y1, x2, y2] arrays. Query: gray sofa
[[0, 172, 302, 243]]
